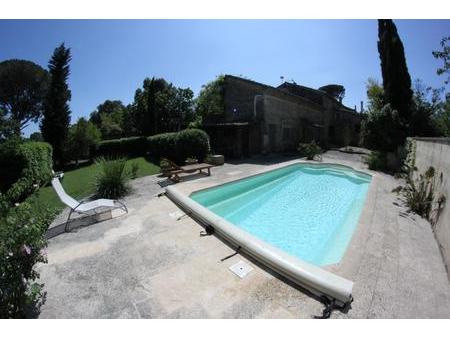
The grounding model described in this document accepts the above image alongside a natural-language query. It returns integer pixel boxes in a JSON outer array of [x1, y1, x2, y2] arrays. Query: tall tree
[[432, 36, 450, 85], [0, 59, 49, 135], [365, 78, 385, 113], [377, 20, 413, 123], [66, 117, 101, 163], [90, 100, 125, 127], [41, 43, 72, 165], [131, 77, 194, 135], [0, 107, 18, 142], [90, 100, 127, 139], [173, 87, 195, 129], [318, 84, 345, 103], [132, 78, 160, 135], [196, 75, 225, 118], [410, 79, 440, 137], [361, 78, 404, 151]]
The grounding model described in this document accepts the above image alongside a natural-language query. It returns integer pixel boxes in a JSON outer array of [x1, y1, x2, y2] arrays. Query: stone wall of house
[[413, 138, 450, 276], [222, 76, 268, 122], [205, 75, 363, 157], [333, 110, 362, 146], [262, 95, 324, 152]]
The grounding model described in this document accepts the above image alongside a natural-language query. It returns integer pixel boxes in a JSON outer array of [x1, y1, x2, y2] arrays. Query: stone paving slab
[[37, 152, 450, 318]]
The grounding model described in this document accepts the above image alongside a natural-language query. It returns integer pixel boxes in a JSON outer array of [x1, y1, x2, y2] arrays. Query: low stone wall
[[412, 137, 450, 275]]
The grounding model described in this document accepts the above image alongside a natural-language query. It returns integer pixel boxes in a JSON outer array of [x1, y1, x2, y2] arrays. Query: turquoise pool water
[[191, 164, 371, 266]]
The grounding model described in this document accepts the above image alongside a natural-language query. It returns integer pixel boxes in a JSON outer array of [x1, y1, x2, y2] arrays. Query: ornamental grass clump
[[395, 166, 441, 219], [94, 158, 131, 199]]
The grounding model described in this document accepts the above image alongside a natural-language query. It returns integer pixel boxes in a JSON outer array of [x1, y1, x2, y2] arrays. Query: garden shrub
[[0, 202, 55, 318], [365, 151, 387, 171], [361, 103, 405, 152], [297, 140, 322, 160], [0, 137, 23, 192], [92, 129, 210, 164], [147, 128, 210, 164], [92, 136, 147, 158], [0, 140, 53, 206], [175, 128, 210, 163], [147, 132, 177, 161], [94, 158, 132, 199]]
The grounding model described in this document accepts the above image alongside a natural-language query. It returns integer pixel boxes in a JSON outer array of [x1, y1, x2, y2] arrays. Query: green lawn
[[26, 157, 160, 214]]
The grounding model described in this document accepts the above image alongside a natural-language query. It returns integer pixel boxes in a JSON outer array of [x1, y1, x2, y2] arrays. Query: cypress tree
[[41, 43, 72, 165], [377, 19, 413, 123]]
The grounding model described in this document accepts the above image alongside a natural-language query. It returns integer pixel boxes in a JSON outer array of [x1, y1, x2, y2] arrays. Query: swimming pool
[[191, 163, 371, 266]]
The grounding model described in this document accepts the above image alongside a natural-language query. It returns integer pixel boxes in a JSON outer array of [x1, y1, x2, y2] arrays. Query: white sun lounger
[[51, 177, 128, 230]]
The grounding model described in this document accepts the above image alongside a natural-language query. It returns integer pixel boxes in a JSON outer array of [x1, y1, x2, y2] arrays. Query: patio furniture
[[161, 158, 214, 182], [51, 177, 128, 231]]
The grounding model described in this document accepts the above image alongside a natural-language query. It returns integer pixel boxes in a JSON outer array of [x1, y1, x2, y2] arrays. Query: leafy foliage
[[29, 132, 44, 142], [65, 118, 101, 162], [394, 140, 445, 221], [432, 94, 450, 136], [0, 59, 49, 135], [0, 140, 54, 318], [93, 136, 147, 158], [0, 107, 19, 142], [410, 79, 441, 137], [41, 43, 72, 165], [130, 77, 195, 136], [195, 75, 225, 119], [94, 158, 131, 199], [297, 140, 322, 160], [89, 100, 133, 139], [130, 162, 140, 179], [318, 84, 345, 102], [365, 151, 387, 171], [0, 140, 53, 206], [0, 202, 55, 318], [432, 36, 450, 85], [147, 128, 210, 164], [365, 78, 385, 113], [361, 104, 405, 152]]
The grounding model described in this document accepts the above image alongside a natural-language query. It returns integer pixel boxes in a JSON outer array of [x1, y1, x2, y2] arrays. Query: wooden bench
[[161, 159, 214, 182]]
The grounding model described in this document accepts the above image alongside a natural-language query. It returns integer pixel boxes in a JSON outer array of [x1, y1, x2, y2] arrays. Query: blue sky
[[0, 19, 448, 136]]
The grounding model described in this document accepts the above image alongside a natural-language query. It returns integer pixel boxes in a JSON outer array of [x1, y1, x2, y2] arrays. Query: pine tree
[[377, 20, 413, 123], [41, 43, 72, 165]]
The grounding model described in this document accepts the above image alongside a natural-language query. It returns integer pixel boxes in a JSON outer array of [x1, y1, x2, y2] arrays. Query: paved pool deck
[[37, 151, 450, 318]]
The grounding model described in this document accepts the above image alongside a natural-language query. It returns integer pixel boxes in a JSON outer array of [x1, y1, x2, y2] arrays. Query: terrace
[[37, 150, 450, 318]]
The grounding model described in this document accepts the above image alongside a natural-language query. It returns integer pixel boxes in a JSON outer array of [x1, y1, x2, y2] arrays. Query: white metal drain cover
[[229, 260, 253, 279]]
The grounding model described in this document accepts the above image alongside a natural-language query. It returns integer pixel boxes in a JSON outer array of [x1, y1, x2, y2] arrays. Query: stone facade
[[203, 75, 362, 158], [412, 137, 450, 277]]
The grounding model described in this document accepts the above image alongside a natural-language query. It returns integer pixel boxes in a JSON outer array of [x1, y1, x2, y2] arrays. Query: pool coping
[[165, 159, 377, 306]]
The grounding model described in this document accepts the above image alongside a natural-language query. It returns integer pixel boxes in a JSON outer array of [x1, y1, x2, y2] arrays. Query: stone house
[[203, 75, 362, 158]]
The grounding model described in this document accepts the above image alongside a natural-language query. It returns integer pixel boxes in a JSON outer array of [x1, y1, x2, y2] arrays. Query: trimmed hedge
[[147, 129, 210, 164], [92, 136, 147, 158], [91, 129, 210, 164], [0, 141, 53, 206]]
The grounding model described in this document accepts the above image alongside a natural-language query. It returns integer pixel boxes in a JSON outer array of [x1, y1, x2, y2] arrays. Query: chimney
[[360, 101, 364, 113]]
